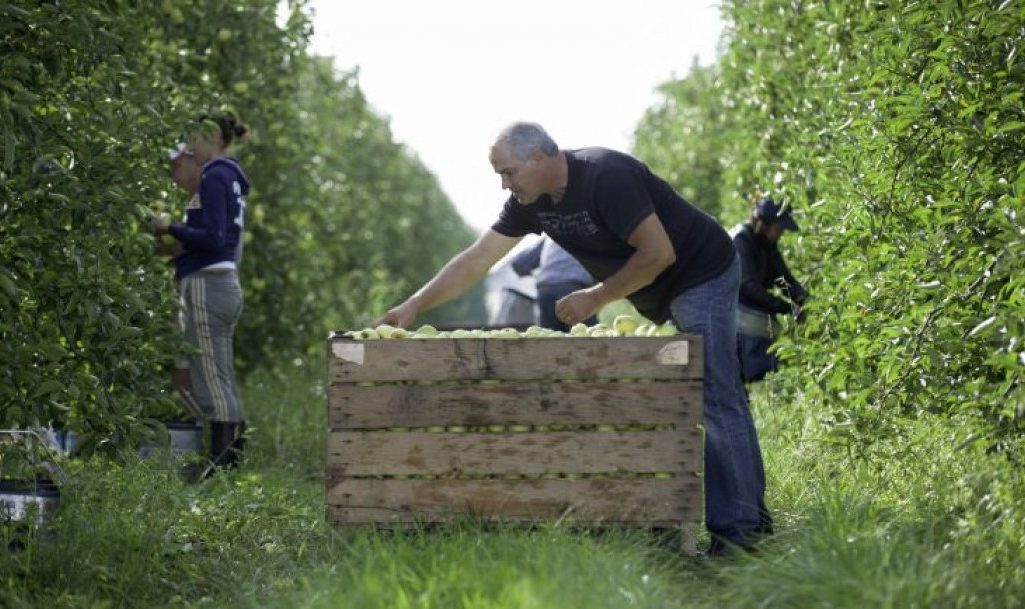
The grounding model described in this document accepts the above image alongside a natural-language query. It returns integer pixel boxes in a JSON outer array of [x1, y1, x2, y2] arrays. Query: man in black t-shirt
[[377, 122, 771, 554]]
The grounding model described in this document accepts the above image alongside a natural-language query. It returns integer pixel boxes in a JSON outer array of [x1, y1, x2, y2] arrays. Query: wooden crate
[[326, 334, 704, 553]]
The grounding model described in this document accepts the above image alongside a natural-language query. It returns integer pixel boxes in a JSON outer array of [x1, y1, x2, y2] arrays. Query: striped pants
[[178, 269, 244, 423]]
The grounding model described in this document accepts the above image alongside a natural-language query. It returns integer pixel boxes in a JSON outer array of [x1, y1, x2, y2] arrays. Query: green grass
[[2, 362, 1024, 608]]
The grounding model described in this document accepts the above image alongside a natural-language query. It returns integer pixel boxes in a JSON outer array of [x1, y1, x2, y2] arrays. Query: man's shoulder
[[568, 148, 649, 189], [569, 147, 639, 167]]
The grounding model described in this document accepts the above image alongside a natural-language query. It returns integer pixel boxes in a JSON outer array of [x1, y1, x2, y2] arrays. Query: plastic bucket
[[0, 479, 60, 527], [139, 421, 204, 458]]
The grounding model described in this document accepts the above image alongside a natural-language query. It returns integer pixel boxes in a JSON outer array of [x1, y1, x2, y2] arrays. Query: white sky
[[307, 1, 724, 232]]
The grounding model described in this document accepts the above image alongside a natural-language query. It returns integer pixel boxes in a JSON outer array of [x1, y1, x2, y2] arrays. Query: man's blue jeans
[[669, 254, 771, 545]]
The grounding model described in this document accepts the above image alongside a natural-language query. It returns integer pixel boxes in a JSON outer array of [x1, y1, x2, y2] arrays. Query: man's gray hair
[[496, 122, 559, 161]]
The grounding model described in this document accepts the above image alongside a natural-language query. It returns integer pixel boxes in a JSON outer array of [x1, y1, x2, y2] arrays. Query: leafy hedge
[[1, 1, 480, 447], [635, 0, 1025, 454]]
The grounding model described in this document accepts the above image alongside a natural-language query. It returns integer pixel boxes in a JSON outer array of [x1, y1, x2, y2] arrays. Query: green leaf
[[997, 121, 1025, 134], [968, 316, 998, 338], [32, 379, 65, 399], [0, 267, 17, 299], [40, 342, 69, 361], [2, 129, 14, 170], [0, 3, 31, 18]]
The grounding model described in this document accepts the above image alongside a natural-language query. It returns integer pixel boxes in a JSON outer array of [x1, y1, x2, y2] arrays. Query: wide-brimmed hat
[[755, 196, 799, 231]]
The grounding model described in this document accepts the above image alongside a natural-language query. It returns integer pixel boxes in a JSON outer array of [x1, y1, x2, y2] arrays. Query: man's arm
[[736, 234, 790, 314], [776, 252, 807, 304], [554, 213, 675, 324], [375, 229, 523, 327]]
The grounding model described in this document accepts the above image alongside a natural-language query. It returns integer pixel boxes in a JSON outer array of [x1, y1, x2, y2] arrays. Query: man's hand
[[555, 288, 603, 325], [373, 301, 419, 328]]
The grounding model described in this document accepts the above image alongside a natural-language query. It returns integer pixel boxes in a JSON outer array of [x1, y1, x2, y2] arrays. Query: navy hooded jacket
[[169, 157, 250, 279]]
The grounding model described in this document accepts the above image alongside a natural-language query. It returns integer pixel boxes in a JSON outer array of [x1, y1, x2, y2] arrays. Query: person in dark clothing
[[376, 121, 772, 555], [732, 195, 807, 383]]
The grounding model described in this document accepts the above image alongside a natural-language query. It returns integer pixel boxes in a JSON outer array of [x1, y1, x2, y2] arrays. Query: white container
[[139, 421, 204, 458], [0, 479, 60, 527]]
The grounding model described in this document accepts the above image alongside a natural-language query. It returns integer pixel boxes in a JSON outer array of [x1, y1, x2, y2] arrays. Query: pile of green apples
[[343, 315, 679, 340]]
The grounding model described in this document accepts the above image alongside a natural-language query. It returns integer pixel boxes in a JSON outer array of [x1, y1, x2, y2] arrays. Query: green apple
[[375, 324, 397, 339], [414, 324, 438, 337], [654, 322, 679, 336], [612, 314, 639, 336], [522, 325, 546, 338]]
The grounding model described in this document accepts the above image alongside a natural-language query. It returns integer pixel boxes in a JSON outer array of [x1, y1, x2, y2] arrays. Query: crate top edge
[[327, 333, 699, 343]]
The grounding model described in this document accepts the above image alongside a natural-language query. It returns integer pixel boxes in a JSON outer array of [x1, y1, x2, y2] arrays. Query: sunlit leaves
[[1, 1, 480, 450], [638, 0, 1025, 453]]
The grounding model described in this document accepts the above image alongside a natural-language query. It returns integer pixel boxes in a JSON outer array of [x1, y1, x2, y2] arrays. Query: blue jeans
[[737, 333, 778, 383], [669, 255, 771, 545]]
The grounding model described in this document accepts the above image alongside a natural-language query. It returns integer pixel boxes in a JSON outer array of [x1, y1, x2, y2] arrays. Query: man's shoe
[[708, 535, 759, 558]]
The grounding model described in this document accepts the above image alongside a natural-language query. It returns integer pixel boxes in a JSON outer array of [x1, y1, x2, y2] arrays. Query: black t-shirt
[[491, 148, 735, 323]]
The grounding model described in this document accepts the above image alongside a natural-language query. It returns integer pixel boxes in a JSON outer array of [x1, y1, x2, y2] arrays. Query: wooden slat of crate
[[328, 380, 702, 429], [326, 477, 703, 524], [328, 337, 701, 383], [327, 430, 699, 477], [325, 334, 704, 553]]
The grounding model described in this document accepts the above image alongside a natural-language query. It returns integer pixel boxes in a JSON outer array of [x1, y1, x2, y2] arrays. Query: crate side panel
[[328, 380, 702, 429], [328, 337, 703, 383], [327, 430, 700, 476], [326, 477, 702, 524]]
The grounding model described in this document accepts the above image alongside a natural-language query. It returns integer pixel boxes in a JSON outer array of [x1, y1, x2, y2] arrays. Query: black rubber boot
[[208, 422, 241, 471], [233, 420, 247, 459]]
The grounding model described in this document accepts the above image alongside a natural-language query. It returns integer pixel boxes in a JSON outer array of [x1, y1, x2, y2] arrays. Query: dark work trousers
[[179, 269, 244, 423]]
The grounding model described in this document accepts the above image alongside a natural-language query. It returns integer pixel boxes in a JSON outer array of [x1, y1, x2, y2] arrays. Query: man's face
[[490, 141, 544, 204], [170, 153, 200, 194], [763, 222, 785, 244]]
